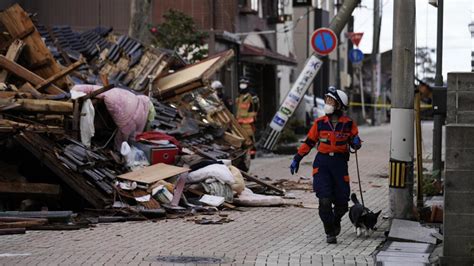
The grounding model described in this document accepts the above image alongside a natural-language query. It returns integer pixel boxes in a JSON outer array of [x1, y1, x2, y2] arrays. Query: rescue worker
[[236, 78, 260, 157], [211, 80, 233, 110], [290, 86, 362, 244]]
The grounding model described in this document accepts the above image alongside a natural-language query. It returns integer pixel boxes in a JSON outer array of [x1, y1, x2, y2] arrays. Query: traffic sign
[[348, 48, 364, 64], [347, 32, 364, 46], [310, 28, 338, 56]]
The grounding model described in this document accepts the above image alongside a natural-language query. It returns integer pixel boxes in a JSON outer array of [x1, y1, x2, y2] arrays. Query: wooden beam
[[0, 4, 69, 88], [13, 99, 72, 114], [0, 55, 65, 95], [34, 57, 86, 91], [0, 91, 32, 99], [0, 39, 25, 82], [0, 220, 47, 229], [0, 182, 60, 196]]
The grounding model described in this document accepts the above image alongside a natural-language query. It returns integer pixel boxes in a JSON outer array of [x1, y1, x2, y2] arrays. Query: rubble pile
[[0, 4, 286, 234]]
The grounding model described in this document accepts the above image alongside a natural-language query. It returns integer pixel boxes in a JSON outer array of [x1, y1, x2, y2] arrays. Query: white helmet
[[211, 80, 223, 89], [325, 86, 348, 109]]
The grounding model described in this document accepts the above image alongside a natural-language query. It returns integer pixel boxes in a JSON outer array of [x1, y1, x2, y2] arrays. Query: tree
[[128, 0, 152, 44], [149, 9, 208, 63], [415, 47, 436, 84]]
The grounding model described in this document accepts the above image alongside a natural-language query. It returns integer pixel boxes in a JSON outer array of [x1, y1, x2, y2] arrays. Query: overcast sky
[[352, 0, 473, 80]]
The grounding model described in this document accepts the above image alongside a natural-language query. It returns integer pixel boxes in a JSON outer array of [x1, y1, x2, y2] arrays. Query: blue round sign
[[349, 49, 364, 64]]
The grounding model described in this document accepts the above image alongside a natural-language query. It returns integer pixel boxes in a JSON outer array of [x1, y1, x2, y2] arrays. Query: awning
[[240, 44, 297, 66]]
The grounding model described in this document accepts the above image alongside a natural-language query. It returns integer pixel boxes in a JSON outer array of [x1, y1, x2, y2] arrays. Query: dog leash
[[355, 150, 365, 207]]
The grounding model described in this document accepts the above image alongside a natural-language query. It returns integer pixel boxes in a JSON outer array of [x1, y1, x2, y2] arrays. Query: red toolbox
[[134, 142, 178, 165]]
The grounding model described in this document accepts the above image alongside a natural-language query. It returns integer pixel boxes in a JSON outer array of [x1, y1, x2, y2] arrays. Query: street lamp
[[469, 22, 474, 37]]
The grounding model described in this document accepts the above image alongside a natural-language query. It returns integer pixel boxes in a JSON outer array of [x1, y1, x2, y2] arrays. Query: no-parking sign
[[310, 28, 338, 56]]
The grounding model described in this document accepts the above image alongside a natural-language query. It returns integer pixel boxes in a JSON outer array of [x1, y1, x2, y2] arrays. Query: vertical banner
[[262, 55, 323, 150]]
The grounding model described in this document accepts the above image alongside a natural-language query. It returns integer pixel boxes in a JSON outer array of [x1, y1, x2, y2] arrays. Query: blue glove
[[290, 159, 300, 175], [351, 136, 362, 150]]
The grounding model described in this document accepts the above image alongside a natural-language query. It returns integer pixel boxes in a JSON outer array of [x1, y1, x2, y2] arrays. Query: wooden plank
[[240, 171, 285, 195], [34, 57, 85, 91], [0, 91, 32, 99], [0, 39, 25, 82], [0, 4, 69, 88], [19, 82, 44, 99], [0, 182, 60, 196], [223, 132, 244, 148], [170, 174, 186, 207], [0, 228, 25, 235], [118, 163, 189, 184], [13, 99, 72, 113], [0, 55, 65, 95], [0, 220, 47, 229], [156, 50, 234, 98], [157, 57, 220, 94]]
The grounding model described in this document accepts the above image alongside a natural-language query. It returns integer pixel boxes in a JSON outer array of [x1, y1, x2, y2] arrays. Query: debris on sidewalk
[[374, 218, 443, 265], [0, 3, 289, 230], [388, 219, 438, 244]]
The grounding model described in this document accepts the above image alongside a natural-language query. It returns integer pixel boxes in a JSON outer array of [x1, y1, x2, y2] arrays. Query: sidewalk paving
[[0, 122, 434, 265]]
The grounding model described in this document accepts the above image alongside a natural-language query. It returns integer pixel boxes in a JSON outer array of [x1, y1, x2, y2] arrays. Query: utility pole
[[371, 0, 382, 126], [389, 0, 415, 219], [432, 0, 444, 181], [336, 0, 341, 89]]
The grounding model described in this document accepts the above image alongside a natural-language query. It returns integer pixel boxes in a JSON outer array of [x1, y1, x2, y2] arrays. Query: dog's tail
[[350, 193, 359, 204]]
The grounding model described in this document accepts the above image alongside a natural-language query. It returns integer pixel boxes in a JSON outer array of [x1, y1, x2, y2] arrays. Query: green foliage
[[422, 173, 441, 196], [415, 47, 436, 84], [149, 9, 208, 63]]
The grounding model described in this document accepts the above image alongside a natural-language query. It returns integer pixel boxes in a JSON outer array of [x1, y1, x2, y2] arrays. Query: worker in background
[[289, 86, 362, 244], [211, 80, 233, 110], [235, 78, 260, 158]]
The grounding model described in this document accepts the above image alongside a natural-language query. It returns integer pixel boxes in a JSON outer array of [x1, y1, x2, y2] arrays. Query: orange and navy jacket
[[294, 115, 359, 161]]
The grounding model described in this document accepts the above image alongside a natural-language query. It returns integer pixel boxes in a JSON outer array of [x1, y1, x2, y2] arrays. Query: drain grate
[[152, 255, 234, 264]]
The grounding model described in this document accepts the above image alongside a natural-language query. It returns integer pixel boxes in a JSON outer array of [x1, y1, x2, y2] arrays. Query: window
[[293, 0, 311, 6], [250, 0, 259, 12]]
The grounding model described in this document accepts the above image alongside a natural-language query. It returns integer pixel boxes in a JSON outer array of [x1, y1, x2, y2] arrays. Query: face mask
[[239, 83, 248, 89], [324, 104, 335, 114]]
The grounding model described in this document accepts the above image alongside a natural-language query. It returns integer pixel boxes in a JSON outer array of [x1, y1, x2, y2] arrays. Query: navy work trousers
[[312, 153, 350, 225]]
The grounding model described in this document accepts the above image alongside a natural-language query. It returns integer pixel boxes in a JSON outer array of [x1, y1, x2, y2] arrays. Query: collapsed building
[[0, 4, 287, 233]]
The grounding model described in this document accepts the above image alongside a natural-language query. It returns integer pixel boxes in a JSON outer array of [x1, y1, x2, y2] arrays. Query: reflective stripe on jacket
[[296, 115, 359, 157]]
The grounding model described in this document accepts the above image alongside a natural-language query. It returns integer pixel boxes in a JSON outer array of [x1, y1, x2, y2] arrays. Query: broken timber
[[14, 132, 110, 208], [0, 39, 25, 82], [0, 4, 70, 88], [0, 55, 65, 94], [34, 57, 86, 91]]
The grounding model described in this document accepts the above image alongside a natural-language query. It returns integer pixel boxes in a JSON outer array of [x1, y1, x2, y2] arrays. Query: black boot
[[323, 222, 337, 244], [333, 203, 348, 237]]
